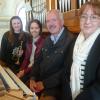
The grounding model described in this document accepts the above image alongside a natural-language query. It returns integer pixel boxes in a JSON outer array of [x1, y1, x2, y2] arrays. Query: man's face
[[46, 12, 63, 35]]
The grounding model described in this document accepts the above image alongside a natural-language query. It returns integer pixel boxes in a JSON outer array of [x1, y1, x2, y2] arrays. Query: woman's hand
[[17, 70, 24, 78], [30, 80, 44, 93]]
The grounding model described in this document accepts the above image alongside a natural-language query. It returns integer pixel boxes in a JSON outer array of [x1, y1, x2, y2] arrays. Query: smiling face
[[46, 10, 64, 35], [80, 4, 100, 38], [11, 19, 22, 33], [30, 22, 40, 38]]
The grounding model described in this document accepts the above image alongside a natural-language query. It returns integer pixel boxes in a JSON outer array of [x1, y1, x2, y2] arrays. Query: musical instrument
[[0, 65, 38, 100], [12, 41, 24, 65], [15, 41, 23, 65]]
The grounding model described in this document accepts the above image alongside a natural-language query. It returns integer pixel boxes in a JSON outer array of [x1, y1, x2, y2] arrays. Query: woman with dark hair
[[0, 16, 28, 74], [17, 19, 45, 83]]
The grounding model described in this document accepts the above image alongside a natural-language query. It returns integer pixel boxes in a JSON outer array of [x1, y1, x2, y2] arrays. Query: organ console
[[0, 65, 38, 100]]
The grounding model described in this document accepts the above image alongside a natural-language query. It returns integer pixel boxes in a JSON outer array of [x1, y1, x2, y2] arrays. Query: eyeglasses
[[80, 14, 100, 22]]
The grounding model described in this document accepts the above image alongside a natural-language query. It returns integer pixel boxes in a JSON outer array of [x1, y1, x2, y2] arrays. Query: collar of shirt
[[50, 27, 64, 44], [32, 36, 40, 44]]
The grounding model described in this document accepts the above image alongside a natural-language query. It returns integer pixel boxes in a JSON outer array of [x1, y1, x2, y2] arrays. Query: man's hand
[[30, 80, 44, 92], [17, 70, 24, 78], [36, 81, 44, 91], [30, 80, 39, 92]]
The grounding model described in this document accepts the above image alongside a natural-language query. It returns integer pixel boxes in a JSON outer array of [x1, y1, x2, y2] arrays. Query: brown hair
[[80, 1, 100, 16], [28, 19, 42, 41], [7, 16, 24, 45]]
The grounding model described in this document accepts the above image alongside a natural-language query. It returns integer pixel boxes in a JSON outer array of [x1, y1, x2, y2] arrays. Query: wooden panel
[[46, 0, 57, 10], [63, 9, 80, 33], [67, 26, 80, 33], [51, 0, 56, 9], [71, 0, 77, 9], [0, 94, 22, 100]]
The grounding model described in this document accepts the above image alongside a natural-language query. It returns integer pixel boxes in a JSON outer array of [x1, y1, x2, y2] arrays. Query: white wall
[[0, 0, 25, 46]]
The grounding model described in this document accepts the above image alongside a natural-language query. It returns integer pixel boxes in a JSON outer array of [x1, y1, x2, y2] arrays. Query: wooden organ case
[[0, 65, 38, 100]]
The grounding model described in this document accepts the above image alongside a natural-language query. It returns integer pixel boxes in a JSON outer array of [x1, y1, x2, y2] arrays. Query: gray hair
[[46, 9, 64, 21]]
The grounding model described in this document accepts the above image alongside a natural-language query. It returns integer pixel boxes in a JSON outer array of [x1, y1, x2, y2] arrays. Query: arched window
[[16, 2, 26, 31]]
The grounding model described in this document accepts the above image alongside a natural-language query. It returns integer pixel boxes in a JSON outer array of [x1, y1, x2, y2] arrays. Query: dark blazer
[[62, 34, 100, 100], [31, 27, 73, 97]]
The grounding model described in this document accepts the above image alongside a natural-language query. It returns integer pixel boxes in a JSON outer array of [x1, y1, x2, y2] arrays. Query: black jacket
[[62, 34, 100, 100]]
